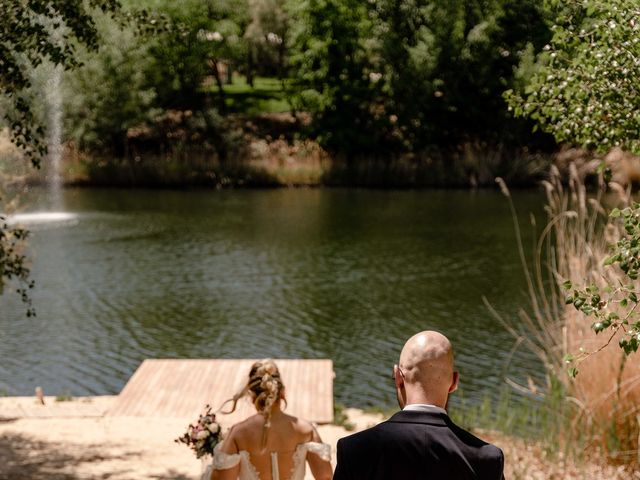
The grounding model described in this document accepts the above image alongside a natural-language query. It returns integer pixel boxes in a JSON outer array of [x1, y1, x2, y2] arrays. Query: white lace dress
[[201, 441, 331, 480]]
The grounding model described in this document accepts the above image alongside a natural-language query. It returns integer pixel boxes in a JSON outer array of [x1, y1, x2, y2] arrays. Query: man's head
[[393, 331, 459, 409]]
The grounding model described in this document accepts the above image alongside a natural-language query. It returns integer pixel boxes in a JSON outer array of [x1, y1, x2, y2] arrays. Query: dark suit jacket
[[333, 410, 504, 480]]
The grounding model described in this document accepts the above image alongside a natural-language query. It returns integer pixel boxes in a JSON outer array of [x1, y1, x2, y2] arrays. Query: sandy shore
[[0, 396, 635, 479]]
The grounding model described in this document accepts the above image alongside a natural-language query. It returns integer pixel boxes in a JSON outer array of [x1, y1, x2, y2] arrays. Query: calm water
[[1, 188, 545, 408]]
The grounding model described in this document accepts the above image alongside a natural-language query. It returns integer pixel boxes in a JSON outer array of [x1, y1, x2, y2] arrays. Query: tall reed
[[491, 164, 640, 464]]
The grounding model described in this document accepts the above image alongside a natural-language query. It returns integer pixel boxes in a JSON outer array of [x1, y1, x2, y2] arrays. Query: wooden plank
[[108, 359, 334, 424]]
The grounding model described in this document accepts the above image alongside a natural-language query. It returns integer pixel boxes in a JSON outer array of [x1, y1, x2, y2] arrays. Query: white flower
[[196, 430, 210, 440], [197, 30, 223, 42], [369, 72, 382, 83], [267, 32, 283, 45], [207, 423, 220, 434], [204, 31, 223, 42]]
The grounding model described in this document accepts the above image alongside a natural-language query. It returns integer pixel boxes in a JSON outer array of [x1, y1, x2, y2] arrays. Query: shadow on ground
[[0, 433, 190, 480]]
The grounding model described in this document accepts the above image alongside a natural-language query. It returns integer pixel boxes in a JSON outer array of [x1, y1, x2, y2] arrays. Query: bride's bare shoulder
[[231, 414, 264, 433], [224, 414, 265, 447], [287, 415, 316, 437]]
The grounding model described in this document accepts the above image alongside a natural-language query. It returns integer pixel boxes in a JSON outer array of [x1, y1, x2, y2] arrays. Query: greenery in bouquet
[[175, 405, 222, 458]]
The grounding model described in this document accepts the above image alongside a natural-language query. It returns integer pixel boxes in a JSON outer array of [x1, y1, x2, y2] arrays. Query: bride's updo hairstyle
[[219, 359, 285, 444]]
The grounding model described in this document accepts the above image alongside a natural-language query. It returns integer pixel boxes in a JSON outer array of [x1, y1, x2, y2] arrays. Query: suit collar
[[387, 409, 449, 426], [403, 403, 447, 415]]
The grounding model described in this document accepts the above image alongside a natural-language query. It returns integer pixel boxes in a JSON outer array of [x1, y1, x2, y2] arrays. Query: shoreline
[[0, 396, 632, 479], [1, 130, 553, 190]]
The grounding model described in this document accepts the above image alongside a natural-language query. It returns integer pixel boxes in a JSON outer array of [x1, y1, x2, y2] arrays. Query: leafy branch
[[563, 203, 640, 376]]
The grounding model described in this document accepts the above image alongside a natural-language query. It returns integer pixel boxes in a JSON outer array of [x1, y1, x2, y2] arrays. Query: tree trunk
[[210, 58, 226, 114], [247, 48, 254, 87], [278, 45, 285, 80], [225, 61, 233, 84]]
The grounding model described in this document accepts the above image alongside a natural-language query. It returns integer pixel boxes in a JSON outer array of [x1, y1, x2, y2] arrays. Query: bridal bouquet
[[176, 405, 222, 458]]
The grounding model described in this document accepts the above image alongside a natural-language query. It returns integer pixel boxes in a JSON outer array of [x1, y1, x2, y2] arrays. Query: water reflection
[[1, 188, 545, 407]]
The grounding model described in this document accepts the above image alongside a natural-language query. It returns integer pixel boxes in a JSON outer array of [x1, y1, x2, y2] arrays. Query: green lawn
[[209, 76, 292, 115]]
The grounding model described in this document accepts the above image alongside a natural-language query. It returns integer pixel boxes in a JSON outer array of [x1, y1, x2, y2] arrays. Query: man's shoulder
[[337, 419, 390, 450], [447, 421, 502, 451], [446, 420, 504, 464]]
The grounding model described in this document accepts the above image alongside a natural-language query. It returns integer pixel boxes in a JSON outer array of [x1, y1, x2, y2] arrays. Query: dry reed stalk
[[549, 166, 640, 460], [494, 163, 640, 463]]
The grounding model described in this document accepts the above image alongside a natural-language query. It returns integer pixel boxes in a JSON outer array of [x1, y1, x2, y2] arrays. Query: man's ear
[[394, 364, 404, 389], [449, 371, 460, 393]]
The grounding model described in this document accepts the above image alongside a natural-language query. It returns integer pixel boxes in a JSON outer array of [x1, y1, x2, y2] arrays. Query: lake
[[1, 187, 546, 408]]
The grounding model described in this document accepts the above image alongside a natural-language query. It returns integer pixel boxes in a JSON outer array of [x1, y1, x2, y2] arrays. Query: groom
[[333, 331, 504, 479]]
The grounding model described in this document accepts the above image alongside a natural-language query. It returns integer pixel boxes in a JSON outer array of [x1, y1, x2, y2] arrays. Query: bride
[[203, 359, 333, 480]]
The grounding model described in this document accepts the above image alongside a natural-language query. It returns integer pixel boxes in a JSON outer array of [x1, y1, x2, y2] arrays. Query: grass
[[209, 76, 291, 115], [452, 383, 580, 456], [361, 405, 396, 417], [55, 393, 73, 402], [357, 385, 568, 448], [333, 403, 355, 431]]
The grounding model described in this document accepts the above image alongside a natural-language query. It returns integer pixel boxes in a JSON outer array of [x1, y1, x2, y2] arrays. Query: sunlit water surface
[[1, 188, 546, 408]]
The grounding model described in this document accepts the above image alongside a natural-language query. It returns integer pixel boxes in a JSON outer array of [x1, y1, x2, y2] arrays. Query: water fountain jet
[[5, 64, 78, 227]]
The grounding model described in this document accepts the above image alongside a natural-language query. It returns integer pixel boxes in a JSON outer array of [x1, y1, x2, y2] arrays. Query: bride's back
[[210, 359, 332, 480], [228, 410, 316, 480]]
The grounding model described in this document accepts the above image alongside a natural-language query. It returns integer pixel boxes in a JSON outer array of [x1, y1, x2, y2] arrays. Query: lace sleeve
[[305, 442, 332, 462], [212, 442, 242, 470]]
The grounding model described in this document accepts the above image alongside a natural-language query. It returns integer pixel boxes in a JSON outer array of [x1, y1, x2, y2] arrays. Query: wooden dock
[[107, 359, 334, 424]]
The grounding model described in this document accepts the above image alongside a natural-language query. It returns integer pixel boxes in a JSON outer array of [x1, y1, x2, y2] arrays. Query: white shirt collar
[[403, 403, 447, 415]]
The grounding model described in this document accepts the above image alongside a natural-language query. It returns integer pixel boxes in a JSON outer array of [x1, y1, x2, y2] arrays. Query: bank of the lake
[[0, 120, 553, 189], [0, 396, 632, 480], [61, 138, 553, 189]]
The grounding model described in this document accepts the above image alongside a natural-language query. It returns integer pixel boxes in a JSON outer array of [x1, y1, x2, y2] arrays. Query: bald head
[[395, 331, 458, 408]]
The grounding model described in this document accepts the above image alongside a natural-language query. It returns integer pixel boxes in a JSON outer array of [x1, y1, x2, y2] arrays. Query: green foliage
[[55, 392, 73, 402], [57, 0, 555, 158], [287, 0, 386, 153], [0, 0, 125, 166], [0, 217, 34, 316], [374, 0, 550, 149], [245, 0, 289, 78], [563, 203, 640, 358], [333, 403, 355, 431], [64, 0, 250, 157], [287, 0, 551, 153], [64, 13, 160, 154], [502, 0, 640, 360], [138, 0, 249, 110], [505, 0, 640, 154]]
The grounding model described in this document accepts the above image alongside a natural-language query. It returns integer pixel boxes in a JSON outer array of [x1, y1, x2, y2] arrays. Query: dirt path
[[0, 398, 634, 479]]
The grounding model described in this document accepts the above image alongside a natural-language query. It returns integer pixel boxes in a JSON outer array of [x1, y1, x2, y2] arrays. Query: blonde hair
[[218, 359, 285, 444]]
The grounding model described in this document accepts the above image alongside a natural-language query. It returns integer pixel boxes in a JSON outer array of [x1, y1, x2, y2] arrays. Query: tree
[[286, 0, 551, 154], [245, 0, 289, 82], [139, 0, 249, 113], [287, 0, 391, 153], [373, 0, 551, 149], [505, 0, 640, 356], [64, 13, 160, 156], [505, 0, 640, 155]]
